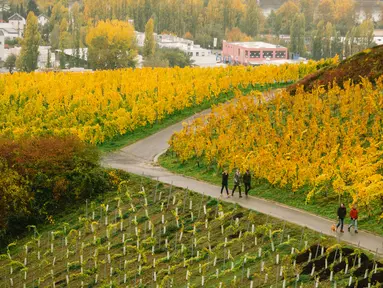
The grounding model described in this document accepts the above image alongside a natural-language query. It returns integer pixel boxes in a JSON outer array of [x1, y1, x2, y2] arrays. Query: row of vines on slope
[[2, 180, 378, 288], [0, 59, 336, 144], [169, 77, 383, 214]]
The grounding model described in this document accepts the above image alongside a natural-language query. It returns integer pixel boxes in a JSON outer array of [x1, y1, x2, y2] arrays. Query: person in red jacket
[[348, 205, 358, 233]]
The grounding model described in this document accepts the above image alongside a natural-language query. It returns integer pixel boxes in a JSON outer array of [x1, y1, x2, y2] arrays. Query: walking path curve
[[102, 110, 383, 256]]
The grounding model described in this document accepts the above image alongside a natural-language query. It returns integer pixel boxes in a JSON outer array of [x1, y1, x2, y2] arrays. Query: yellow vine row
[[0, 59, 334, 144], [169, 77, 383, 210]]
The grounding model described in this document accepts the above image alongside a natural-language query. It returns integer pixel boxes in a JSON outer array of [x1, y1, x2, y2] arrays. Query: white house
[[0, 23, 20, 39], [8, 13, 25, 37], [157, 35, 220, 67], [38, 14, 49, 26]]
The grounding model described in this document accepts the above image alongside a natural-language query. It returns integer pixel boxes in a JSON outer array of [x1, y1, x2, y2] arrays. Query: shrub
[[0, 135, 112, 246]]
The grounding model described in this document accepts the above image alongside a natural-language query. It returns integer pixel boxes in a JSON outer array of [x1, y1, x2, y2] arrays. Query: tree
[[276, 0, 300, 34], [27, 0, 39, 15], [323, 22, 333, 58], [289, 13, 305, 57], [311, 21, 324, 60], [0, 159, 30, 230], [300, 0, 314, 30], [144, 48, 193, 68], [316, 0, 335, 26], [331, 28, 343, 59], [5, 54, 17, 74], [71, 2, 82, 67], [225, 27, 251, 42], [17, 12, 40, 72], [143, 18, 156, 57], [143, 54, 169, 68], [160, 48, 193, 67], [86, 20, 137, 70], [357, 19, 374, 50], [265, 10, 281, 36], [334, 0, 355, 35], [49, 1, 68, 31], [59, 18, 68, 68], [46, 49, 51, 68], [184, 32, 193, 40], [241, 0, 263, 37], [50, 23, 60, 49], [0, 0, 10, 21]]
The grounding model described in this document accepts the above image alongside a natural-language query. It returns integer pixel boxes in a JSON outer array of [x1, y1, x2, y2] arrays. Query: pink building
[[222, 41, 288, 65]]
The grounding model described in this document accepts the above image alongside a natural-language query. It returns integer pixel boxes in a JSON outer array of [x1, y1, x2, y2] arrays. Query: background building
[[222, 41, 288, 65], [0, 13, 25, 39], [136, 32, 223, 67]]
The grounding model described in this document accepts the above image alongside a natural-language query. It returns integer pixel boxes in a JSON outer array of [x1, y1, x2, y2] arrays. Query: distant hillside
[[288, 45, 383, 94]]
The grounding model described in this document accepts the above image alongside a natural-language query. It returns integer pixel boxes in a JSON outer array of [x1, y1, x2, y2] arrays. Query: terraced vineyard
[[0, 175, 381, 287]]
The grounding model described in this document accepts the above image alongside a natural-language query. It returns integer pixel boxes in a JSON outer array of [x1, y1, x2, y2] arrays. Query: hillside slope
[[288, 45, 383, 94]]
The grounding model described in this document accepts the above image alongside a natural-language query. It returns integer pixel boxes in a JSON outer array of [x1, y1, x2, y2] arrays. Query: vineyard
[[168, 77, 383, 222], [0, 60, 335, 145], [0, 174, 381, 288]]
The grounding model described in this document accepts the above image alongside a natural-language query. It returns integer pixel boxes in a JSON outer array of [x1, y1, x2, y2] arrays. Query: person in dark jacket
[[243, 169, 251, 197], [348, 205, 358, 233], [231, 169, 242, 198], [336, 203, 347, 233], [220, 170, 229, 197]]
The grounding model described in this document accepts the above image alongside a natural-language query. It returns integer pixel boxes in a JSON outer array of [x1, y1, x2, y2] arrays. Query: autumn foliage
[[0, 61, 336, 145], [288, 45, 383, 94], [169, 77, 383, 217], [0, 136, 111, 243]]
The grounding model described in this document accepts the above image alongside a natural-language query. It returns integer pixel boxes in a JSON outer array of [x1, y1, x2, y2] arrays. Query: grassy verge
[[159, 152, 383, 236], [97, 82, 290, 153], [2, 169, 379, 288]]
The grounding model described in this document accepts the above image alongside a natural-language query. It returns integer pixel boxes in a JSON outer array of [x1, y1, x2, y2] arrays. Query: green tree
[[331, 28, 343, 58], [289, 13, 305, 57], [241, 0, 262, 37], [86, 20, 137, 70], [357, 19, 374, 49], [143, 18, 156, 57], [71, 2, 82, 67], [49, 1, 68, 31], [0, 159, 30, 231], [27, 0, 39, 15], [143, 54, 169, 68], [265, 10, 281, 36], [144, 48, 193, 68], [46, 49, 52, 68], [300, 0, 314, 30], [276, 0, 300, 34], [50, 23, 60, 49], [4, 54, 17, 74], [323, 22, 333, 58], [17, 12, 41, 72], [59, 18, 68, 69], [160, 48, 193, 67], [311, 21, 324, 60]]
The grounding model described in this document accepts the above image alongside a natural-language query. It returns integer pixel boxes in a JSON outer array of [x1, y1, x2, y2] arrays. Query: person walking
[[220, 170, 230, 197], [348, 205, 358, 233], [232, 169, 242, 198], [243, 169, 251, 197], [336, 203, 347, 233]]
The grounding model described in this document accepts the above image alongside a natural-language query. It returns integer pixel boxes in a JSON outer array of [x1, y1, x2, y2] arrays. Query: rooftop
[[8, 13, 25, 21], [225, 41, 286, 49]]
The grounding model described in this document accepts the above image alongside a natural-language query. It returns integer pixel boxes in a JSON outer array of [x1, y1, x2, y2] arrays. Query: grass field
[[159, 152, 383, 237], [97, 82, 289, 153], [1, 172, 381, 288]]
